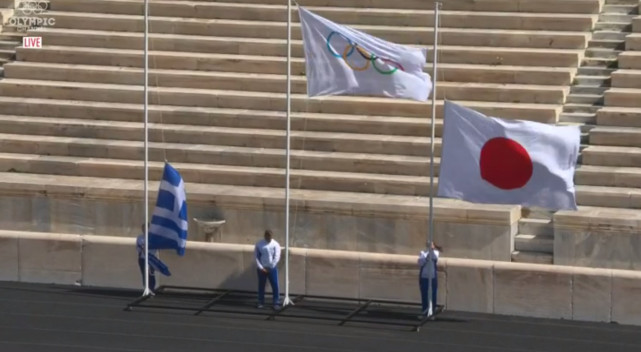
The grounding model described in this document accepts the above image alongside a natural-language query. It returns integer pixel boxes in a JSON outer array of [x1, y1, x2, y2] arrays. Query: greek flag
[[137, 235, 172, 276], [148, 162, 188, 255], [149, 253, 172, 276]]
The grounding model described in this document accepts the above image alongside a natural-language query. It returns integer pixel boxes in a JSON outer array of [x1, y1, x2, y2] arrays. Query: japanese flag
[[437, 101, 580, 211]]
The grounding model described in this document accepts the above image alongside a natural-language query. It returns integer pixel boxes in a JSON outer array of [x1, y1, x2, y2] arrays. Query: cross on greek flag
[[148, 162, 188, 255]]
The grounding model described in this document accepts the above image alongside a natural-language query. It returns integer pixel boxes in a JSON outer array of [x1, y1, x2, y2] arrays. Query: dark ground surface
[[1, 281, 640, 352]]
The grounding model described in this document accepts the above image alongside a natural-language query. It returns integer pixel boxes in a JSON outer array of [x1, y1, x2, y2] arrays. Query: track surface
[[1, 281, 640, 352]]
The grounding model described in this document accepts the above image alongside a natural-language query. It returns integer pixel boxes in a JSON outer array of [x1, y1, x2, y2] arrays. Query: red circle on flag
[[480, 137, 533, 190]]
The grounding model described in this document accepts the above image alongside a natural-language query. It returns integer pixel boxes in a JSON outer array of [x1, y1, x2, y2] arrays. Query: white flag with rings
[[298, 7, 433, 101]]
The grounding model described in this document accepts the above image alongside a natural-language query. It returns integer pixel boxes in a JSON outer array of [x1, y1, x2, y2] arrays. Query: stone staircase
[[1, 0, 640, 264], [0, 1, 22, 74], [513, 0, 641, 264], [512, 208, 555, 264], [560, 0, 638, 132]]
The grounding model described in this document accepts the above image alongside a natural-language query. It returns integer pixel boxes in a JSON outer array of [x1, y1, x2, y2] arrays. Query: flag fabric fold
[[148, 253, 171, 276], [137, 235, 172, 276], [148, 162, 188, 255], [298, 6, 432, 101], [437, 101, 580, 211]]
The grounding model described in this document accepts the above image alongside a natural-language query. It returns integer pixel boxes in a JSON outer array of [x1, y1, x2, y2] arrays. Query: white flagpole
[[427, 1, 440, 317], [143, 0, 151, 297], [282, 0, 293, 307]]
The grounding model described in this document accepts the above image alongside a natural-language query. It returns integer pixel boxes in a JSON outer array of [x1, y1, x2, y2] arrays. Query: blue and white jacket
[[418, 248, 440, 280], [255, 239, 281, 270]]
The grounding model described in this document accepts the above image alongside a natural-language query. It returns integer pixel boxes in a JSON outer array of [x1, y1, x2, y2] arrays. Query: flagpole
[[143, 0, 151, 297], [282, 0, 293, 307], [427, 1, 440, 316]]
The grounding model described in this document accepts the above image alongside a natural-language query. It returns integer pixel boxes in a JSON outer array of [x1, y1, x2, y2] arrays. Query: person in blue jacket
[[418, 241, 442, 317], [254, 230, 282, 310]]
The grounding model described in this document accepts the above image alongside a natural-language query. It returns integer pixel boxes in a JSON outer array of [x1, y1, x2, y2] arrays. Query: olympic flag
[[298, 7, 433, 101]]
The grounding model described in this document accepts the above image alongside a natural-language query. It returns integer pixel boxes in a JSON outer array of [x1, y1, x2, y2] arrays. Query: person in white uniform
[[254, 229, 282, 309], [418, 241, 441, 317]]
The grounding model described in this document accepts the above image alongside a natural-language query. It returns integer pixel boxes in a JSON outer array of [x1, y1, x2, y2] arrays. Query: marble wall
[[0, 193, 519, 260], [554, 208, 641, 270], [2, 231, 639, 326]]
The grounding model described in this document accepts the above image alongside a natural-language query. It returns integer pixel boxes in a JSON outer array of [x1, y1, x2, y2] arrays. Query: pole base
[[283, 296, 295, 306]]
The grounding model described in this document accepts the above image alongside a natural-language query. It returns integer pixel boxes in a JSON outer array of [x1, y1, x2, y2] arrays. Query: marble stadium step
[[581, 56, 618, 67], [559, 112, 597, 125], [596, 106, 641, 127], [37, 4, 599, 31], [575, 184, 641, 208], [557, 103, 600, 114], [0, 171, 515, 228], [577, 66, 616, 76], [634, 16, 641, 32], [565, 93, 603, 105], [585, 47, 621, 59], [573, 74, 611, 86], [0, 39, 19, 51], [0, 79, 563, 122], [600, 13, 638, 23], [514, 234, 553, 253], [582, 145, 641, 167], [604, 88, 641, 107], [575, 164, 641, 188], [35, 13, 592, 49], [589, 126, 641, 147], [618, 51, 641, 69], [626, 33, 641, 50], [3, 62, 570, 105], [594, 21, 632, 31], [592, 30, 629, 41], [611, 70, 641, 88], [0, 152, 439, 196], [0, 97, 442, 137], [14, 47, 575, 86], [0, 96, 560, 132], [48, 0, 603, 14], [602, 2, 639, 14], [16, 45, 573, 85], [0, 151, 634, 207], [25, 28, 585, 67], [517, 218, 553, 236], [5, 60, 575, 87], [0, 133, 437, 176], [588, 39, 625, 50], [0, 114, 442, 156], [511, 251, 553, 264]]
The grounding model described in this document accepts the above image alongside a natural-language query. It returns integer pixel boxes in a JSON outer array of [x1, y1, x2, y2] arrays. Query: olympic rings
[[326, 31, 354, 58], [16, 1, 48, 15], [326, 31, 405, 75], [342, 45, 369, 71], [375, 58, 403, 75]]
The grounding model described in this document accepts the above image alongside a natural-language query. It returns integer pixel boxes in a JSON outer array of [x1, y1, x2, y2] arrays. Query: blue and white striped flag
[[148, 162, 188, 255]]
